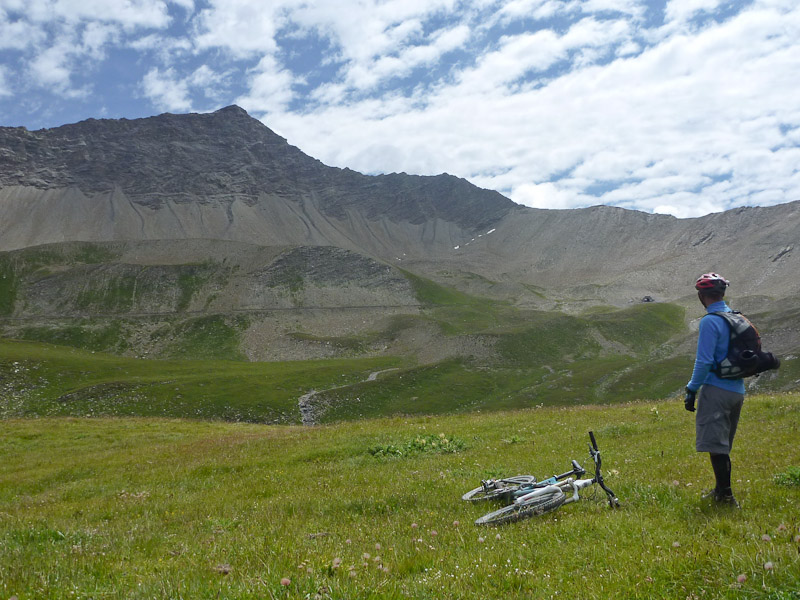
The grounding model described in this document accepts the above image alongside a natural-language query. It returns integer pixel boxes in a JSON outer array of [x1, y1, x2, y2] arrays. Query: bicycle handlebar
[[589, 430, 598, 451]]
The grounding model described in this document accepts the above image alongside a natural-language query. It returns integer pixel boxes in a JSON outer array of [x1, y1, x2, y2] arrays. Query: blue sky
[[1, 0, 799, 217]]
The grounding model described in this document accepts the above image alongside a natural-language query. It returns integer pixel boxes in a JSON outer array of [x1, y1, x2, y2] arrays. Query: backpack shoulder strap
[[703, 311, 734, 328], [708, 310, 755, 338], [707, 310, 733, 320]]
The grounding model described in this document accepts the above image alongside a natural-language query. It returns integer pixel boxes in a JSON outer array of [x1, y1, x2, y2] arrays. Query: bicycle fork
[[564, 478, 595, 504]]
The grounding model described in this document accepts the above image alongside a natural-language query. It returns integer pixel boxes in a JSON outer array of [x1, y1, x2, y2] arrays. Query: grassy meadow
[[0, 339, 401, 423], [2, 394, 799, 599], [3, 245, 800, 598]]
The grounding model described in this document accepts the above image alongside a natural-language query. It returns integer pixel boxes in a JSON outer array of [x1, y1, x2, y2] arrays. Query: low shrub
[[773, 466, 800, 487], [368, 433, 466, 458]]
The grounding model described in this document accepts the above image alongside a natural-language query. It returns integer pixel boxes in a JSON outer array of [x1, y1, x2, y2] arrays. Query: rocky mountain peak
[[212, 104, 255, 118], [0, 106, 515, 230]]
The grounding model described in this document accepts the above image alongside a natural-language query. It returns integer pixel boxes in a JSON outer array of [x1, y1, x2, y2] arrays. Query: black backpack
[[707, 311, 780, 379]]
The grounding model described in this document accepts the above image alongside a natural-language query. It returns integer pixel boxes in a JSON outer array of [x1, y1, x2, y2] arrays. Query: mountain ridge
[[1, 106, 799, 306], [1, 108, 798, 397], [0, 105, 515, 232]]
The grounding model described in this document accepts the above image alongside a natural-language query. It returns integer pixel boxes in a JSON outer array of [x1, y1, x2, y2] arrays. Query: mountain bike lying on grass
[[462, 461, 587, 503], [470, 431, 620, 525]]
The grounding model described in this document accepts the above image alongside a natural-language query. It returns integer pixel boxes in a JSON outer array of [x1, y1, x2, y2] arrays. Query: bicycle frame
[[480, 460, 586, 498], [513, 477, 595, 505]]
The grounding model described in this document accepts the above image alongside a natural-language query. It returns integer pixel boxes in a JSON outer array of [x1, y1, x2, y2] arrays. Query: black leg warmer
[[710, 453, 732, 495]]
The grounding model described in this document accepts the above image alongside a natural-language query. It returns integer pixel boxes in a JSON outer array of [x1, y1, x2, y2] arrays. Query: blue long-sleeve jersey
[[686, 300, 746, 394]]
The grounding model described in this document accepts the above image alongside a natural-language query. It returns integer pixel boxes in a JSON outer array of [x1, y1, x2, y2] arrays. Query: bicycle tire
[[461, 476, 536, 502], [474, 490, 566, 525]]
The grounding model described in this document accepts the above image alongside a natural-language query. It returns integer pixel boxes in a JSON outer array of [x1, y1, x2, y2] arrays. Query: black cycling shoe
[[702, 488, 740, 508]]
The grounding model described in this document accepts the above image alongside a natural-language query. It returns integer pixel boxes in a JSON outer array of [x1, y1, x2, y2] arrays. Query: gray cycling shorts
[[696, 385, 744, 454]]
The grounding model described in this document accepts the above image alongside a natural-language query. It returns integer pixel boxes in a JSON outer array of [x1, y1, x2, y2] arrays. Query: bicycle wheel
[[461, 476, 536, 502], [474, 489, 566, 525]]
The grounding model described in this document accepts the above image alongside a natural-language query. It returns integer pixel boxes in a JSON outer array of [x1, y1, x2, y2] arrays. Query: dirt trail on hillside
[[298, 368, 399, 425]]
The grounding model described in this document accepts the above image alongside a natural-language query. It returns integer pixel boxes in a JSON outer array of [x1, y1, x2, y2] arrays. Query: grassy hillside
[[0, 339, 400, 423], [2, 395, 799, 599], [2, 243, 798, 420], [3, 332, 798, 424], [2, 243, 694, 364]]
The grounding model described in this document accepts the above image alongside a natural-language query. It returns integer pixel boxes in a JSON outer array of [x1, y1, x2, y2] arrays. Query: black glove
[[684, 387, 696, 412]]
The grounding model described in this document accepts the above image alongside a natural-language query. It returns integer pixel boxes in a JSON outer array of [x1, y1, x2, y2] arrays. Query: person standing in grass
[[684, 272, 744, 508]]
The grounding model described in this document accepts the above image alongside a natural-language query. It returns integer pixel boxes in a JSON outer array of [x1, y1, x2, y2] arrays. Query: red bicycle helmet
[[695, 272, 729, 293]]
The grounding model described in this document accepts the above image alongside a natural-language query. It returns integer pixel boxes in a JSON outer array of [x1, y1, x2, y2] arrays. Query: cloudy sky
[[1, 0, 799, 217]]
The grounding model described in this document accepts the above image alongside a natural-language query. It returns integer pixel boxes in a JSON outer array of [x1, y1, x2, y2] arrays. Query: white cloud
[[128, 33, 192, 65], [171, 0, 195, 11], [0, 9, 47, 50], [141, 67, 192, 111], [193, 0, 282, 57], [188, 65, 232, 103], [343, 23, 470, 91], [2, 0, 799, 218], [21, 0, 172, 29], [28, 35, 90, 98], [81, 22, 119, 59], [3, 0, 176, 99], [0, 66, 11, 97], [267, 1, 800, 219], [235, 55, 295, 116], [582, 0, 645, 18], [190, 0, 473, 111], [188, 64, 223, 89], [653, 197, 726, 218], [201, 0, 467, 91], [495, 0, 579, 24], [512, 182, 579, 209], [315, 0, 460, 59], [458, 29, 564, 92], [140, 63, 231, 111], [664, 0, 722, 25], [455, 16, 632, 94]]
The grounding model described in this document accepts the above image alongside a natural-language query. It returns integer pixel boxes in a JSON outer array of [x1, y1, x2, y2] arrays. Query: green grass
[[592, 302, 685, 352], [177, 272, 207, 312], [494, 311, 602, 364], [161, 315, 249, 360], [774, 467, 800, 487], [13, 312, 253, 360], [494, 303, 685, 365], [76, 274, 139, 312], [175, 261, 226, 312], [1, 243, 128, 315], [1, 394, 799, 598], [0, 339, 401, 423], [0, 259, 18, 316], [4, 332, 797, 426], [310, 353, 695, 424], [315, 359, 529, 422], [72, 243, 120, 265], [19, 321, 129, 353], [403, 270, 481, 307], [402, 270, 513, 333], [288, 332, 368, 353]]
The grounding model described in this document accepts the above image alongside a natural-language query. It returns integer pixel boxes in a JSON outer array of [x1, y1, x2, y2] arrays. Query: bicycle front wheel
[[474, 490, 566, 525], [462, 476, 536, 502]]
